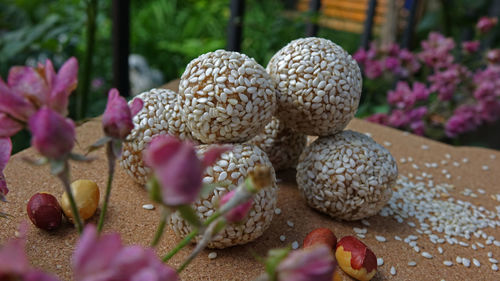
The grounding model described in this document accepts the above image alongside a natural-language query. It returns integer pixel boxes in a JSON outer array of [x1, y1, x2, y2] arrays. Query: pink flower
[[486, 49, 500, 65], [476, 99, 500, 122], [462, 41, 480, 53], [0, 223, 60, 280], [428, 64, 467, 101], [102, 89, 143, 140], [387, 82, 417, 109], [28, 107, 75, 160], [445, 105, 481, 137], [220, 190, 253, 222], [473, 65, 500, 100], [384, 57, 400, 72], [398, 49, 421, 77], [0, 138, 12, 202], [143, 135, 229, 206], [0, 58, 77, 138], [364, 60, 384, 79], [277, 244, 336, 281], [388, 109, 410, 127], [419, 32, 455, 69], [476, 16, 498, 34], [410, 120, 425, 136], [366, 113, 389, 125], [353, 48, 368, 65], [73, 225, 178, 281]]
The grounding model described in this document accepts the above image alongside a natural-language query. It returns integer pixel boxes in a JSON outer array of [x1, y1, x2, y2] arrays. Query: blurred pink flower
[[476, 99, 500, 122], [388, 109, 410, 127], [364, 60, 384, 79], [410, 120, 425, 136], [366, 113, 389, 125], [28, 107, 75, 160], [381, 43, 401, 57], [220, 190, 253, 223], [399, 49, 421, 77], [419, 32, 455, 69], [408, 106, 428, 121], [143, 135, 229, 206], [102, 89, 143, 140], [462, 41, 480, 54], [445, 105, 482, 137], [429, 64, 468, 101], [0, 138, 12, 202], [486, 49, 500, 65], [473, 65, 500, 100], [476, 16, 498, 34], [0, 57, 77, 138], [387, 81, 428, 109], [277, 244, 336, 281], [0, 223, 60, 280], [73, 225, 178, 281], [353, 48, 368, 65], [384, 57, 400, 72]]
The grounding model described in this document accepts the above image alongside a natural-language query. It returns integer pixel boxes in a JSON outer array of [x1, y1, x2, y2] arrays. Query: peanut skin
[[303, 228, 337, 251]]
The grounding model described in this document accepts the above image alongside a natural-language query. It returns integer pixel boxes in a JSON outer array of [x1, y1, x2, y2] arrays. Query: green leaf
[[146, 176, 162, 204], [265, 247, 291, 281], [86, 136, 111, 154], [177, 205, 202, 228], [69, 153, 95, 162], [22, 156, 48, 166], [50, 159, 65, 175]]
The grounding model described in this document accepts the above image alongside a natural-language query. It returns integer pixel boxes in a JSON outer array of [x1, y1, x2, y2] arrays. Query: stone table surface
[[1, 82, 500, 281]]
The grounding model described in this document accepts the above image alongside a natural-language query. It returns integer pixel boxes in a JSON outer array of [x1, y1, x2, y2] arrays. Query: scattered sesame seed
[[438, 247, 443, 254], [375, 235, 387, 242], [365, 132, 373, 137], [473, 258, 481, 267], [490, 154, 497, 160], [408, 261, 417, 267], [274, 208, 282, 215], [208, 252, 217, 259], [287, 221, 294, 228], [413, 246, 420, 253], [488, 252, 493, 258], [421, 145, 429, 150], [383, 141, 392, 147], [400, 158, 407, 164], [482, 165, 490, 171], [459, 241, 469, 247], [456, 256, 462, 264], [445, 154, 451, 159], [489, 258, 498, 264], [280, 235, 286, 242], [353, 227, 367, 234], [443, 261, 453, 267], [472, 244, 477, 250], [390, 266, 396, 275], [494, 240, 500, 247], [408, 157, 414, 162], [361, 219, 371, 226], [492, 264, 499, 271], [422, 252, 433, 259], [462, 258, 471, 267], [394, 236, 402, 241], [142, 204, 155, 210], [291, 241, 299, 249], [356, 234, 366, 239], [452, 161, 460, 167], [377, 258, 384, 266]]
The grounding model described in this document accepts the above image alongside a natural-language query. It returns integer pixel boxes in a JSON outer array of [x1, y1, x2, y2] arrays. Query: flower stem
[[162, 230, 198, 262], [151, 207, 170, 247], [97, 142, 115, 233], [58, 161, 84, 233]]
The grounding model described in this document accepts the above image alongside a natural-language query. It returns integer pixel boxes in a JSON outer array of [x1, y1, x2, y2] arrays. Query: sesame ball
[[168, 143, 278, 248], [178, 50, 276, 143], [296, 131, 398, 220], [119, 88, 194, 185], [267, 37, 362, 136], [249, 117, 307, 170]]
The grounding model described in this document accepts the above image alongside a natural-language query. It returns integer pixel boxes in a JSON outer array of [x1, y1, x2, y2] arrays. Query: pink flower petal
[[41, 59, 56, 90], [143, 135, 183, 168], [0, 222, 30, 275], [277, 245, 335, 281], [50, 57, 78, 116], [0, 113, 23, 138], [220, 190, 253, 222], [0, 77, 36, 121], [8, 66, 49, 108], [0, 137, 12, 198], [202, 145, 232, 169], [102, 88, 135, 140], [130, 97, 144, 117]]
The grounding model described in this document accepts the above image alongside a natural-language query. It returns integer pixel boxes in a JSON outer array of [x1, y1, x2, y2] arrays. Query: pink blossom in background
[[384, 57, 400, 72], [419, 32, 455, 69], [476, 99, 500, 122], [476, 16, 498, 34], [462, 41, 480, 54], [277, 244, 336, 281], [486, 49, 500, 65], [387, 81, 426, 109], [408, 106, 428, 121], [102, 88, 143, 140], [143, 135, 229, 206], [364, 60, 384, 79], [399, 49, 421, 77], [388, 109, 411, 127], [410, 120, 426, 136], [473, 66, 500, 100], [0, 223, 60, 281], [381, 43, 401, 57], [366, 113, 389, 125], [353, 48, 368, 65], [428, 64, 467, 101], [220, 190, 253, 223], [445, 105, 482, 137], [73, 225, 178, 281], [28, 107, 75, 160], [0, 138, 12, 201]]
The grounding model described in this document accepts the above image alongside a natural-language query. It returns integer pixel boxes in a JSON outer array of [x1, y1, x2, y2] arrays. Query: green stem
[[97, 142, 115, 233], [151, 207, 170, 247], [76, 0, 98, 119], [58, 161, 84, 233], [162, 231, 198, 262]]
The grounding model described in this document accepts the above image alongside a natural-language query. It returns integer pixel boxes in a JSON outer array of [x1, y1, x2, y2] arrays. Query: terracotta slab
[[1, 83, 500, 280]]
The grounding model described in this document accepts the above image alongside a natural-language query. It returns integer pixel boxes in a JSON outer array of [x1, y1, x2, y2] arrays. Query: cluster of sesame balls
[[119, 37, 398, 248]]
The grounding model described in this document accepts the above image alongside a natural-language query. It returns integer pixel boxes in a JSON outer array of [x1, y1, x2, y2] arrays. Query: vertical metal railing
[[305, 0, 322, 37], [361, 0, 378, 49], [227, 0, 245, 52], [112, 0, 130, 97], [401, 0, 418, 49]]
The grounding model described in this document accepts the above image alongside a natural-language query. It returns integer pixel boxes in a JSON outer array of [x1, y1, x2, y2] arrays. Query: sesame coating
[[178, 50, 276, 143], [119, 88, 194, 185], [168, 143, 278, 248], [296, 130, 398, 220], [248, 117, 307, 170], [267, 37, 362, 136]]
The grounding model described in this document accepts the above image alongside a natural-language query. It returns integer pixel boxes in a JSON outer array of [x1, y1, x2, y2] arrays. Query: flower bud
[[220, 190, 252, 223]]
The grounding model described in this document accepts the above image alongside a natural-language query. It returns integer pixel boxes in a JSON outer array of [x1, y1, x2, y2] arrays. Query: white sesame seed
[[456, 256, 462, 264], [395, 236, 402, 241], [142, 204, 155, 210], [462, 158, 469, 163], [482, 165, 489, 171], [377, 258, 384, 266], [462, 258, 471, 267], [494, 240, 500, 247], [291, 241, 299, 249], [383, 141, 392, 147], [390, 266, 396, 275], [443, 261, 453, 267], [208, 252, 217, 259], [353, 227, 367, 234], [490, 258, 498, 264], [274, 208, 282, 215], [492, 264, 499, 271], [473, 258, 481, 267], [287, 221, 294, 228], [488, 252, 493, 258], [375, 235, 387, 242], [421, 145, 429, 150], [361, 219, 371, 226], [490, 154, 496, 159], [422, 252, 433, 259], [445, 153, 451, 159], [413, 246, 420, 253], [280, 235, 286, 242], [408, 261, 417, 267]]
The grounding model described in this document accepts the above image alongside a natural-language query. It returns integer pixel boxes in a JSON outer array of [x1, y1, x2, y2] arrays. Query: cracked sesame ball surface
[[168, 143, 278, 248], [267, 37, 362, 136], [248, 116, 307, 170], [119, 88, 194, 185], [296, 130, 398, 220], [178, 50, 276, 143]]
